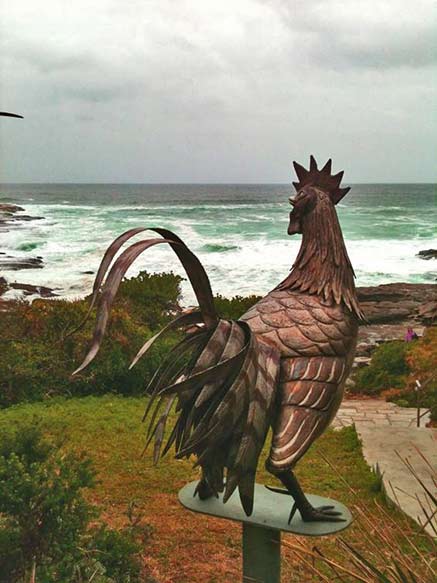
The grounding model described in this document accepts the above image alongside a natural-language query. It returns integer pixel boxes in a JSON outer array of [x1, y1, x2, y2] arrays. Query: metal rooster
[[74, 156, 363, 523]]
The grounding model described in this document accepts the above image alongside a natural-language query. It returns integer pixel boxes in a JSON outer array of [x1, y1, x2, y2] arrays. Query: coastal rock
[[0, 277, 7, 294], [417, 300, 437, 323], [0, 203, 44, 230], [0, 203, 46, 276], [0, 255, 44, 270], [357, 283, 436, 323], [355, 282, 436, 356], [12, 214, 43, 222], [0, 277, 57, 306], [0, 203, 25, 213], [418, 249, 437, 260], [9, 282, 58, 298], [0, 214, 43, 228]]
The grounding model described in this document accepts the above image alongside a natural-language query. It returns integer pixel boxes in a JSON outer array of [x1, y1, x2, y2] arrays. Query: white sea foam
[[2, 184, 436, 303]]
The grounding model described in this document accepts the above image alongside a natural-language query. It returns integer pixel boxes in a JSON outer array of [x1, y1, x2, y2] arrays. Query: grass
[[0, 396, 433, 583]]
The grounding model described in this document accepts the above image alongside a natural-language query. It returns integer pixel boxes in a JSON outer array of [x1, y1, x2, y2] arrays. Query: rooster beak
[[289, 197, 297, 207]]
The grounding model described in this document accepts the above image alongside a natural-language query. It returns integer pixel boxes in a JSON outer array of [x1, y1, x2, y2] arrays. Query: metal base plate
[[179, 481, 352, 536]]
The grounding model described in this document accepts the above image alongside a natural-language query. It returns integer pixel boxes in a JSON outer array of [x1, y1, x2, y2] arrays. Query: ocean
[[1, 183, 436, 302]]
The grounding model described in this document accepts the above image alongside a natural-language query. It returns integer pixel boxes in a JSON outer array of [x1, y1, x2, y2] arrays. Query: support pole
[[242, 523, 281, 583], [179, 481, 352, 582]]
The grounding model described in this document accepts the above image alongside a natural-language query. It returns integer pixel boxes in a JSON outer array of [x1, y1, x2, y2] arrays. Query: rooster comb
[[292, 155, 350, 205]]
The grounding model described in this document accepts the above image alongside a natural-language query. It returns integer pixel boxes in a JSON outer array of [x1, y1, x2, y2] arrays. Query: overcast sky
[[0, 0, 435, 183]]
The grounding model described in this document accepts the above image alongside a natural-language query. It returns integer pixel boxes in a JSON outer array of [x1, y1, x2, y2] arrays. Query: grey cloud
[[264, 0, 437, 69], [2, 38, 141, 105], [3, 38, 100, 74], [0, 0, 435, 182], [58, 84, 130, 104], [308, 28, 436, 70]]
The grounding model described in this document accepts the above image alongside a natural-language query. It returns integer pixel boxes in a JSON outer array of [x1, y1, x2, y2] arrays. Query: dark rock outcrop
[[0, 255, 44, 270], [0, 277, 57, 308], [0, 203, 43, 229], [0, 203, 45, 271], [418, 249, 437, 260], [0, 203, 24, 213], [417, 300, 437, 323], [9, 282, 58, 298]]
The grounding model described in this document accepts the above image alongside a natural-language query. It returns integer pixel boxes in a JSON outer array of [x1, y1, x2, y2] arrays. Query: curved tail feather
[[73, 227, 280, 515], [73, 228, 218, 374], [66, 228, 149, 340]]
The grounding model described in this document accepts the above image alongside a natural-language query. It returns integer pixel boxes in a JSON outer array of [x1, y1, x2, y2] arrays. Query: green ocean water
[[0, 183, 435, 299]]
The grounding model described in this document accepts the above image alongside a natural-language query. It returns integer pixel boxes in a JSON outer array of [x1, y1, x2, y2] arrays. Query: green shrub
[[406, 327, 437, 422], [0, 272, 265, 408], [0, 424, 94, 581], [118, 270, 183, 328], [88, 526, 141, 582], [0, 271, 184, 407], [352, 341, 410, 395], [0, 425, 143, 583], [351, 329, 437, 422], [213, 294, 261, 320]]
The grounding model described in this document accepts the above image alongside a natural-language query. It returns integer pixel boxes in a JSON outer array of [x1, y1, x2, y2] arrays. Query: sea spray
[[0, 183, 435, 301]]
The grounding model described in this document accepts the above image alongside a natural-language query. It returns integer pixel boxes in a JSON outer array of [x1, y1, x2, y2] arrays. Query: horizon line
[[0, 180, 436, 186]]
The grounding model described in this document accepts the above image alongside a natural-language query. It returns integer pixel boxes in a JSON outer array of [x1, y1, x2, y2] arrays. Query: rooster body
[[241, 289, 358, 473], [75, 157, 363, 522]]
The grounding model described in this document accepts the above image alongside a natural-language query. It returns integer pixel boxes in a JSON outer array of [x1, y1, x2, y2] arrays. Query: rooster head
[[288, 155, 350, 235]]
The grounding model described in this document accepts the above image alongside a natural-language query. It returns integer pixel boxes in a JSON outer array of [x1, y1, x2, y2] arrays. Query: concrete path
[[357, 425, 436, 536], [334, 399, 436, 536]]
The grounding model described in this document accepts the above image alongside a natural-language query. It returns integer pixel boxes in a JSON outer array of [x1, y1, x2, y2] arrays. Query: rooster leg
[[266, 465, 345, 523], [194, 464, 224, 500], [194, 477, 216, 500]]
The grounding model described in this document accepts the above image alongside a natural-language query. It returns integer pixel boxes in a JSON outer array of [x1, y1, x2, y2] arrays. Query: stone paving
[[333, 398, 430, 429], [357, 425, 437, 537], [333, 398, 436, 537]]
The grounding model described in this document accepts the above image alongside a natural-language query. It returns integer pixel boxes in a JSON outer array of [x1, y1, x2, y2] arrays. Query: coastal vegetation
[[0, 271, 263, 408], [0, 424, 151, 583], [1, 271, 184, 407], [1, 271, 435, 581], [0, 397, 434, 582], [351, 330, 437, 421], [2, 270, 435, 418]]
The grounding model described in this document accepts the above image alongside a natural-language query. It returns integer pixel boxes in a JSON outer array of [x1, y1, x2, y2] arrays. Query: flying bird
[[0, 112, 23, 118]]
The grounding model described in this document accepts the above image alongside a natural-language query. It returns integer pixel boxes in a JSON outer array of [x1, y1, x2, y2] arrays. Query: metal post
[[242, 523, 281, 583], [179, 481, 352, 582], [415, 379, 421, 427]]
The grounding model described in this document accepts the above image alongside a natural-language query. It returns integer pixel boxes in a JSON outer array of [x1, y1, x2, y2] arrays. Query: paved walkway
[[334, 399, 436, 537], [333, 398, 430, 429]]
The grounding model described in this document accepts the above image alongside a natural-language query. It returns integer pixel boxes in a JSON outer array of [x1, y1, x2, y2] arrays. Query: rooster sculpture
[[74, 156, 364, 523]]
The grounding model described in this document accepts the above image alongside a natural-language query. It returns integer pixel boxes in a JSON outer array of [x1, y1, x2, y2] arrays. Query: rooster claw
[[194, 479, 217, 500], [265, 484, 292, 496], [265, 485, 345, 522], [300, 505, 346, 522]]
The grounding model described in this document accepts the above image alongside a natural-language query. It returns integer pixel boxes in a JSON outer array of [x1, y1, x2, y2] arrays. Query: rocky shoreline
[[1, 203, 436, 351], [1, 276, 435, 357], [0, 203, 45, 272], [355, 283, 436, 358]]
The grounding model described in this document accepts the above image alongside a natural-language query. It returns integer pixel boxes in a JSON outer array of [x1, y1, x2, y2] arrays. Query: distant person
[[405, 327, 418, 342]]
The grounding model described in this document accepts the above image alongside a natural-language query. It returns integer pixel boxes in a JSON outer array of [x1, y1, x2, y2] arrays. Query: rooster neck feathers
[[278, 157, 364, 320]]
